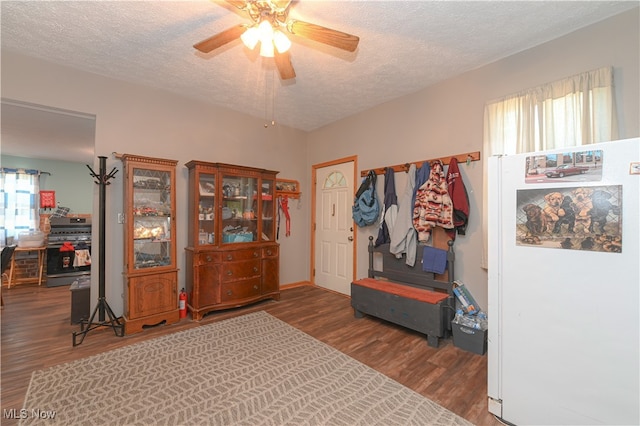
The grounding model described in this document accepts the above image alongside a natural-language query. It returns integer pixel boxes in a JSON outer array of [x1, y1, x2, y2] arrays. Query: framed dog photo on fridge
[[515, 184, 622, 253]]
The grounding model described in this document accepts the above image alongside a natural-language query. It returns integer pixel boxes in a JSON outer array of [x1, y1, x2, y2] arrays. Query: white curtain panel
[[0, 168, 41, 246], [481, 66, 618, 268]]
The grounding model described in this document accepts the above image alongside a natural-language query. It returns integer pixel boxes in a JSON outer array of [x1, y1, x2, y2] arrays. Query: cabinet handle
[[226, 270, 232, 276], [227, 290, 232, 296], [253, 251, 259, 257], [253, 266, 258, 273], [253, 285, 258, 290], [206, 256, 212, 262], [227, 254, 233, 261], [266, 250, 272, 256]]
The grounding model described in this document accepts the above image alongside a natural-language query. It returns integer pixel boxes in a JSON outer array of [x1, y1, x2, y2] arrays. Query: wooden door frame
[[310, 156, 358, 287]]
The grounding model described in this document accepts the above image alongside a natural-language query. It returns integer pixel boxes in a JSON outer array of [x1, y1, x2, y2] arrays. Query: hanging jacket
[[445, 157, 470, 239], [375, 167, 398, 247], [389, 164, 419, 266], [412, 161, 430, 212], [413, 160, 454, 242]]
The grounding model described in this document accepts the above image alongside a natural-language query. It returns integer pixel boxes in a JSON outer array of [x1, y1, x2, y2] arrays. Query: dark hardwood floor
[[1, 283, 500, 425]]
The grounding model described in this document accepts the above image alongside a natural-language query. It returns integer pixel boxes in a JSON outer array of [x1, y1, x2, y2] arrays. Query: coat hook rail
[[361, 151, 481, 177]]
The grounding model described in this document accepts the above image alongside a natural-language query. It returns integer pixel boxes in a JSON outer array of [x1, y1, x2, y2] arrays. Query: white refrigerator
[[487, 138, 639, 425]]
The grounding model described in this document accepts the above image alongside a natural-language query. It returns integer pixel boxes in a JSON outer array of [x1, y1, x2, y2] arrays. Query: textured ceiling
[[1, 1, 638, 163]]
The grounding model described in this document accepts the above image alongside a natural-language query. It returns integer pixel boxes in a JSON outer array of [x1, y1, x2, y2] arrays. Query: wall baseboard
[[280, 281, 312, 289]]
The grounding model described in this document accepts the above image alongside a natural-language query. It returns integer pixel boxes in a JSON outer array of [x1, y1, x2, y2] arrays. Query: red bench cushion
[[352, 278, 448, 305]]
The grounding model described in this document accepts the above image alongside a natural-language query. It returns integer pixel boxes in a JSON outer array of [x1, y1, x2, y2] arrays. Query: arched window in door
[[323, 171, 346, 189]]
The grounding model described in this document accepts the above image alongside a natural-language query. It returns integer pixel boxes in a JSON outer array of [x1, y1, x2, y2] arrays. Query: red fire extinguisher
[[179, 288, 188, 319]]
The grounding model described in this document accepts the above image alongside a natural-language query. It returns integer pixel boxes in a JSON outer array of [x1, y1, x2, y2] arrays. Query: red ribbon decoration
[[280, 196, 291, 237]]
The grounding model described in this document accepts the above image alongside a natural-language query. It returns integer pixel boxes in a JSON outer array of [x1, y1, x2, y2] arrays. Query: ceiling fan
[[194, 0, 360, 80]]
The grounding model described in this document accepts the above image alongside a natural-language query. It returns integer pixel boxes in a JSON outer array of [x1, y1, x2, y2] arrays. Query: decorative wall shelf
[[275, 179, 301, 199]]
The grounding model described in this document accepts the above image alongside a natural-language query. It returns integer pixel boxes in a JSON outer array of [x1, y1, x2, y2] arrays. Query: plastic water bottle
[[476, 311, 488, 330], [454, 309, 481, 329], [454, 309, 465, 325], [465, 317, 481, 330]]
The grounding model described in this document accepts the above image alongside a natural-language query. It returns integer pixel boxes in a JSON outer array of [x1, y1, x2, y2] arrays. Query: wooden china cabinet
[[120, 154, 180, 334], [185, 161, 280, 320]]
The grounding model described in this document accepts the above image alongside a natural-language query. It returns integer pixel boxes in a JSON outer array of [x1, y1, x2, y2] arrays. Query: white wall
[[306, 9, 639, 311], [1, 52, 310, 315]]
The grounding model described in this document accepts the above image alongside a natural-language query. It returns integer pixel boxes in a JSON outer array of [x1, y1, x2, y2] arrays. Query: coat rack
[[73, 156, 123, 346], [361, 151, 481, 176]]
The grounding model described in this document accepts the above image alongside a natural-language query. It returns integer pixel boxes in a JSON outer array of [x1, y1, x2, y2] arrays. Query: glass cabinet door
[[132, 168, 172, 268], [261, 178, 275, 241], [197, 172, 216, 246], [221, 175, 257, 244]]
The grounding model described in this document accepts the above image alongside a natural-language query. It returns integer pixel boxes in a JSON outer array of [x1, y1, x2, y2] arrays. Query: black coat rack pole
[[73, 156, 123, 346], [97, 156, 107, 320]]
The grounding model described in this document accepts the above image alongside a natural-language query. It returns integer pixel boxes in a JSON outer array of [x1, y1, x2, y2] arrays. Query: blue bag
[[352, 170, 380, 227]]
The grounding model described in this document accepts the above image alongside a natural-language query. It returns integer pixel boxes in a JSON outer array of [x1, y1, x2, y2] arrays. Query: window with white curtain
[[0, 168, 41, 247], [481, 66, 618, 267]]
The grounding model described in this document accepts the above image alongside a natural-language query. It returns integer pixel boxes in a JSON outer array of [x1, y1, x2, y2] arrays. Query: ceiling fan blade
[[274, 50, 296, 80], [225, 0, 247, 10], [193, 25, 246, 53], [287, 20, 359, 52], [272, 0, 292, 11]]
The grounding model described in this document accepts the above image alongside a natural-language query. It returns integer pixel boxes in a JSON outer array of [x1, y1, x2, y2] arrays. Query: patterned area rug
[[21, 311, 472, 425]]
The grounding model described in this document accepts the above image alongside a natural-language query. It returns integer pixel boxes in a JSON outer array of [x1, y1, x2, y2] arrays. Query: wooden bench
[[351, 232, 455, 348]]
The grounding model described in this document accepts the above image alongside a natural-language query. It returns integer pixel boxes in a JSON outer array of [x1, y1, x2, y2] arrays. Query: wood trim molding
[[361, 151, 480, 176]]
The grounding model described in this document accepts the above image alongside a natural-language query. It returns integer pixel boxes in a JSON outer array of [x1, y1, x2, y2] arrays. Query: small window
[[323, 171, 346, 189], [0, 168, 41, 246]]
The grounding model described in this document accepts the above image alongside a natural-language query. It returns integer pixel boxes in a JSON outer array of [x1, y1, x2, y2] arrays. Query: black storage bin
[[70, 278, 90, 324], [452, 322, 487, 355]]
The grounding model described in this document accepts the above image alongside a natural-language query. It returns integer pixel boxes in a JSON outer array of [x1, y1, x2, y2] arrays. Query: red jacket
[[446, 157, 470, 238]]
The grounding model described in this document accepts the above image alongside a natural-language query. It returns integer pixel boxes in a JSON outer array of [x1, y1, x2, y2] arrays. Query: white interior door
[[314, 161, 354, 295]]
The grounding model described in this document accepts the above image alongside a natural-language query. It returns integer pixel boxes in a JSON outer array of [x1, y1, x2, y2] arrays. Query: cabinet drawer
[[222, 259, 261, 281], [222, 249, 261, 262], [262, 245, 278, 258], [197, 251, 220, 265], [221, 278, 261, 302]]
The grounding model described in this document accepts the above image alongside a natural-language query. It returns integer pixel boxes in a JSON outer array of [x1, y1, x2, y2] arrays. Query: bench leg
[[353, 309, 364, 319], [427, 334, 439, 348]]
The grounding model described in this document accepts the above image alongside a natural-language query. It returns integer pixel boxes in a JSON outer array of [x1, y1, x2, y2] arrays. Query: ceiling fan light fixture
[[258, 19, 274, 41], [240, 25, 260, 50], [273, 30, 291, 53], [259, 39, 275, 57]]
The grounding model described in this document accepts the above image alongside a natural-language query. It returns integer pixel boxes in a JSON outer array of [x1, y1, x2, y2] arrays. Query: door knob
[[348, 236, 354, 242]]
